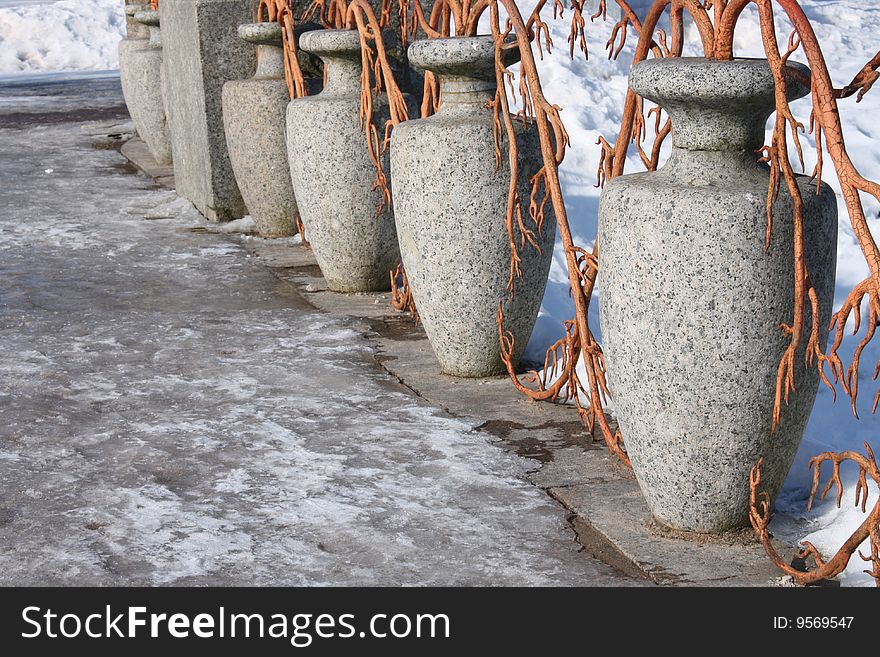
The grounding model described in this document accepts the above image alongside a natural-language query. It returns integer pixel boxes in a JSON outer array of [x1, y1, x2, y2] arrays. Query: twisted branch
[[750, 443, 880, 586], [390, 263, 419, 320]]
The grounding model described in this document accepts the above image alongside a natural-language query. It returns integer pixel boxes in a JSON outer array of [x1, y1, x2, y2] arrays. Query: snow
[[0, 0, 124, 74], [0, 0, 878, 584]]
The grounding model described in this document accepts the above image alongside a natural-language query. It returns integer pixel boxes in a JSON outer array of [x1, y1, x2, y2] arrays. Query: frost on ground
[[0, 92, 639, 584]]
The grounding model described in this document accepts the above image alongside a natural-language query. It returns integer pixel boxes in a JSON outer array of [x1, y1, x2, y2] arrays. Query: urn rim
[[630, 57, 810, 107], [237, 22, 284, 46], [299, 28, 361, 58], [407, 35, 520, 79], [124, 3, 151, 17]]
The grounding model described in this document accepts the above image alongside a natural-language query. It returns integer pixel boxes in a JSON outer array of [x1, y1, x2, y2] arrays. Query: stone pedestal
[[160, 0, 256, 221]]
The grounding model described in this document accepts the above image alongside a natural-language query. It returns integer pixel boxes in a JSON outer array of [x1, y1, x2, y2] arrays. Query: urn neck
[[321, 57, 362, 95], [662, 148, 769, 184], [124, 3, 151, 40], [134, 10, 162, 49], [147, 25, 162, 49], [629, 57, 810, 153], [255, 44, 284, 79], [438, 77, 496, 114], [300, 29, 363, 96], [239, 22, 319, 82], [408, 35, 519, 116]]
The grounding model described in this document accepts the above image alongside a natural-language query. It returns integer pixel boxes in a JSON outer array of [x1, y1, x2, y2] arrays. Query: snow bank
[[0, 0, 125, 74]]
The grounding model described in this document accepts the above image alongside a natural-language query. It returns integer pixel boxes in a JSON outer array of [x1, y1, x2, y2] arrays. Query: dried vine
[[255, 4, 880, 438], [408, 1, 880, 582], [295, 215, 310, 246], [390, 263, 418, 320], [257, 0, 418, 296], [750, 444, 880, 586], [257, 0, 314, 98], [597, 1, 880, 431], [491, 0, 655, 466]]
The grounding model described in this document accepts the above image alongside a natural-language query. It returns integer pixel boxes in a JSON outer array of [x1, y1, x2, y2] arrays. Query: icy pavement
[[0, 75, 640, 585]]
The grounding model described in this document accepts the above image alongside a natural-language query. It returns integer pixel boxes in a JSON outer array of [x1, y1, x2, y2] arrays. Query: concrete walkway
[[0, 75, 639, 585]]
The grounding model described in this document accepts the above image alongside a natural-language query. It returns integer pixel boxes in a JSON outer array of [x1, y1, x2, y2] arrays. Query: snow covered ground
[[0, 0, 878, 584]]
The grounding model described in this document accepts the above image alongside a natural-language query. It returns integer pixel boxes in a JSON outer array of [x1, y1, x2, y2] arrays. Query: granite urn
[[390, 36, 556, 377], [285, 29, 406, 292], [597, 58, 838, 533], [119, 8, 173, 165], [222, 22, 299, 238]]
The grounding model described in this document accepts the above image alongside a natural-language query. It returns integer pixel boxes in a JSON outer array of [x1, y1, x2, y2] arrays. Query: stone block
[[160, 0, 257, 221]]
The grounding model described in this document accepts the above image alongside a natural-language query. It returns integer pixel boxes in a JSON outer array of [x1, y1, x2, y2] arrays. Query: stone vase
[[123, 1, 150, 39], [598, 58, 838, 533], [222, 23, 299, 238], [390, 37, 556, 377], [286, 29, 406, 292], [120, 9, 173, 165]]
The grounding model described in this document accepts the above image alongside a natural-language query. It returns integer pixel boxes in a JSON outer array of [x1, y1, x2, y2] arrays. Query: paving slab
[[242, 239, 794, 586], [120, 136, 176, 187]]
